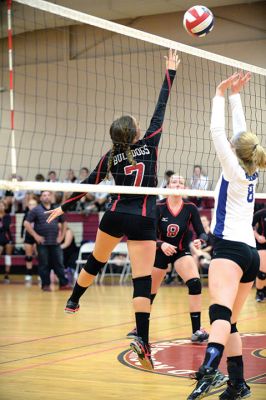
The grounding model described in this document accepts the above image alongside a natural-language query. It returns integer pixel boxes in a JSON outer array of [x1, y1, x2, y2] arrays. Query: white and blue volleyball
[[183, 5, 214, 37]]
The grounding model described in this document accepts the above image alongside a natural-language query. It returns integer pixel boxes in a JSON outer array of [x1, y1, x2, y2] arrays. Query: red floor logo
[[118, 333, 266, 384]]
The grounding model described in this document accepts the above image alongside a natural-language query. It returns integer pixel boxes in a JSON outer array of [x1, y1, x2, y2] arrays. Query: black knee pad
[[25, 255, 33, 262], [83, 254, 106, 276], [209, 303, 232, 324], [230, 322, 238, 333], [133, 275, 152, 299], [186, 278, 202, 295], [257, 271, 266, 280]]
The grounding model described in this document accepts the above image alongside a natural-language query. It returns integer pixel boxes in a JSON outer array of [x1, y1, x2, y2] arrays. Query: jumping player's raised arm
[[143, 49, 180, 147], [210, 72, 251, 181], [229, 93, 247, 136]]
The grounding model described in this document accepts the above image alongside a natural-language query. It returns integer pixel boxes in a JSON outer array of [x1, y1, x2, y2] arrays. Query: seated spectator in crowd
[[21, 198, 38, 283], [190, 165, 209, 190], [190, 165, 209, 207], [76, 167, 95, 211], [85, 176, 115, 213], [62, 169, 78, 205], [24, 191, 71, 291], [64, 169, 78, 183], [0, 200, 13, 283], [190, 215, 214, 275], [13, 176, 27, 213], [60, 227, 79, 286], [47, 171, 62, 204]]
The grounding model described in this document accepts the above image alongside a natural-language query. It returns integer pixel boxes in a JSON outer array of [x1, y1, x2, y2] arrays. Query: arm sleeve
[[210, 96, 240, 181], [143, 69, 176, 147], [229, 93, 247, 136], [190, 205, 208, 241], [61, 153, 109, 212]]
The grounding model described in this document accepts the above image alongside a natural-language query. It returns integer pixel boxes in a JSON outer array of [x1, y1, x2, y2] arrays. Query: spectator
[[13, 176, 27, 213], [21, 198, 38, 283], [158, 169, 175, 200], [86, 176, 115, 213], [0, 200, 13, 283], [60, 227, 79, 286], [64, 169, 78, 183], [47, 171, 63, 204], [190, 165, 209, 207], [190, 165, 209, 191], [24, 191, 71, 291], [76, 167, 95, 211]]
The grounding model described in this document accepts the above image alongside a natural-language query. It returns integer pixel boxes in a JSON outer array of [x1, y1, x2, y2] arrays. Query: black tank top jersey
[[61, 69, 176, 218], [156, 198, 207, 251], [252, 208, 266, 240]]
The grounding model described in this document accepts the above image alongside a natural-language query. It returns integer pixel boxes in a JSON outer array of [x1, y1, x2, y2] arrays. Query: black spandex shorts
[[257, 242, 266, 251], [212, 236, 260, 283], [99, 211, 156, 241], [24, 233, 36, 245], [154, 248, 191, 270]]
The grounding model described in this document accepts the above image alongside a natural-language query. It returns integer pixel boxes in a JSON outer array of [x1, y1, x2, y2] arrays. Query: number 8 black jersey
[[156, 198, 207, 250], [61, 69, 176, 218]]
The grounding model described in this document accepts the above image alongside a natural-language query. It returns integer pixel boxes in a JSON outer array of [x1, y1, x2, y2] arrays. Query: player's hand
[[165, 49, 180, 71], [231, 72, 251, 94], [161, 242, 177, 256], [193, 239, 202, 250], [216, 72, 239, 97], [45, 207, 64, 223]]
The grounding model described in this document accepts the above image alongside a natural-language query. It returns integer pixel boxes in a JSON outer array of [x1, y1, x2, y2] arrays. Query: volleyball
[[183, 5, 214, 37]]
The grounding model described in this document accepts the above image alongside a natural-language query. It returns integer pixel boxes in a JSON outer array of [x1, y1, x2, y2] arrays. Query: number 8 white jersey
[[210, 94, 257, 248]]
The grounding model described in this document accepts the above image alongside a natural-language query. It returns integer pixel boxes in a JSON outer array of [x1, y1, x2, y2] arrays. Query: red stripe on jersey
[[166, 69, 172, 91], [145, 127, 162, 140], [111, 194, 120, 211], [62, 192, 87, 206], [96, 153, 107, 184], [142, 195, 148, 217]]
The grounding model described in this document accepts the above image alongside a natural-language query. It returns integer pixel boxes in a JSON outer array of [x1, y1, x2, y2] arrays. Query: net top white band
[[14, 0, 266, 76], [0, 180, 265, 199]]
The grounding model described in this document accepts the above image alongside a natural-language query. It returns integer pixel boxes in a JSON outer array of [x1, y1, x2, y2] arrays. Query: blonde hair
[[231, 132, 266, 176]]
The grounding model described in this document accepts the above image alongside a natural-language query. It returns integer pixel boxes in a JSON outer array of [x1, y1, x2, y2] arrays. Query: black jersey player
[[127, 174, 210, 343], [252, 207, 266, 302], [46, 49, 180, 370]]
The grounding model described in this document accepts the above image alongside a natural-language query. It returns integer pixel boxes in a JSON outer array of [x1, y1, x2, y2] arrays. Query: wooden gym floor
[[0, 279, 265, 400]]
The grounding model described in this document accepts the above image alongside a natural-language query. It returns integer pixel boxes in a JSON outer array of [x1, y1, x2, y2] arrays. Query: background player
[[127, 174, 210, 343], [46, 49, 180, 370], [188, 73, 266, 400], [252, 207, 266, 302]]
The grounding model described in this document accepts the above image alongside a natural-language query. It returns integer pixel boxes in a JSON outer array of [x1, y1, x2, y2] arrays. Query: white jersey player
[[188, 72, 266, 400]]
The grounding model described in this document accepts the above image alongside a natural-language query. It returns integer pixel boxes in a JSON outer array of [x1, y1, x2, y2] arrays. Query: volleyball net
[[0, 0, 265, 198]]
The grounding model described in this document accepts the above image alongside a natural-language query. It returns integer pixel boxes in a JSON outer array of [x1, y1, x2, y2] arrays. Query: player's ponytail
[[105, 115, 137, 179], [231, 131, 266, 175]]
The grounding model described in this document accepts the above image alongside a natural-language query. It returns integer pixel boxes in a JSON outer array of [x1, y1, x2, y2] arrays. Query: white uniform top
[[210, 93, 257, 248]]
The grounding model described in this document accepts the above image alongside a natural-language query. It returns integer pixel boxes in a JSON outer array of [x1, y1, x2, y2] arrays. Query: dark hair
[[106, 115, 137, 179], [165, 170, 175, 178], [35, 173, 45, 181], [80, 167, 89, 174]]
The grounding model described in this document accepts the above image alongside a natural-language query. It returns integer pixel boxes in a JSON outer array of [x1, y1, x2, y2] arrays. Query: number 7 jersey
[[61, 69, 176, 218]]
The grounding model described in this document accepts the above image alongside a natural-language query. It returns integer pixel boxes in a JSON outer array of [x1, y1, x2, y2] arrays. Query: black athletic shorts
[[256, 242, 266, 251], [212, 235, 260, 283], [154, 248, 191, 270], [99, 211, 156, 241], [24, 233, 36, 245]]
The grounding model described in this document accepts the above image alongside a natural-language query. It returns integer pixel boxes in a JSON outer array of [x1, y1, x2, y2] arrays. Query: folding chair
[[99, 241, 131, 284], [74, 242, 95, 280]]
